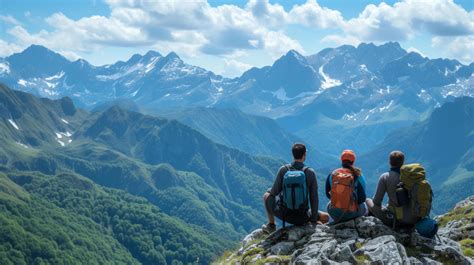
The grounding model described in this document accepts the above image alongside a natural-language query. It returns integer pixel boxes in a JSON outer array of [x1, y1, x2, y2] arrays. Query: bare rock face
[[223, 197, 474, 264]]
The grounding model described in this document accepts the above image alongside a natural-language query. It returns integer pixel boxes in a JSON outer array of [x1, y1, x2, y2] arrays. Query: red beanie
[[341, 150, 356, 163]]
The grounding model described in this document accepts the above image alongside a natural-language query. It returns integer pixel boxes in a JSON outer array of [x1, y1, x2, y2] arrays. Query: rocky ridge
[[221, 196, 474, 264]]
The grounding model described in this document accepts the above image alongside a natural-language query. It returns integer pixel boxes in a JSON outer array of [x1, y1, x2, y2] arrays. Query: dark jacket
[[269, 161, 319, 222]]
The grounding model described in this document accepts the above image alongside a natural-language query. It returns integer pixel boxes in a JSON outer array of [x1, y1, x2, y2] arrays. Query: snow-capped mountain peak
[[1, 43, 472, 120]]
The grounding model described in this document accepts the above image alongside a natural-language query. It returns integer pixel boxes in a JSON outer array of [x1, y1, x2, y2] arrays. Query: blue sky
[[1, 0, 473, 77]]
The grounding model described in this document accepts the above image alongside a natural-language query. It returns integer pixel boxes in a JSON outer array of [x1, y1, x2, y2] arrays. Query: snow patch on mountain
[[273, 88, 291, 101], [55, 131, 72, 138], [161, 59, 183, 74], [18, 79, 28, 86], [130, 89, 140, 97], [160, 59, 206, 82], [45, 71, 65, 81], [96, 74, 120, 81], [378, 86, 392, 95], [343, 113, 357, 121], [61, 118, 69, 124], [343, 101, 396, 122], [15, 142, 29, 149], [57, 139, 65, 146], [8, 119, 19, 130], [271, 88, 321, 104], [61, 76, 74, 90], [359, 64, 368, 72], [0, 62, 10, 74], [44, 80, 56, 89], [97, 62, 146, 81], [440, 75, 474, 98], [417, 89, 433, 102], [145, 57, 160, 73], [379, 100, 394, 112], [55, 131, 73, 146], [319, 66, 342, 89]]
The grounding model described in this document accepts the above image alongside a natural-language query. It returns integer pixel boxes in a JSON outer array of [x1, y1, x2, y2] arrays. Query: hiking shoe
[[261, 223, 276, 234]]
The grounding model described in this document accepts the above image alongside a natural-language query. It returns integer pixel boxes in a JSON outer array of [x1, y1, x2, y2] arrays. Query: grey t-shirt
[[269, 162, 319, 222], [373, 170, 419, 224]]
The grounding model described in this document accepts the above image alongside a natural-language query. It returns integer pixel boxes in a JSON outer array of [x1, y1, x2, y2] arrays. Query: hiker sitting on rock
[[325, 150, 368, 224], [262, 143, 329, 234], [366, 151, 428, 230]]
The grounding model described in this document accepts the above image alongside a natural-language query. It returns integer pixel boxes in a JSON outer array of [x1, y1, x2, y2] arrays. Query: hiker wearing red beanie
[[325, 150, 368, 224]]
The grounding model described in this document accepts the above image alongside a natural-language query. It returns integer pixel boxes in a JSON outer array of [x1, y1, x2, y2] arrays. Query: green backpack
[[400, 163, 433, 218]]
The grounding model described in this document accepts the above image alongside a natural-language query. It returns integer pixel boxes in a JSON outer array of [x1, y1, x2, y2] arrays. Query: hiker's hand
[[318, 212, 330, 224]]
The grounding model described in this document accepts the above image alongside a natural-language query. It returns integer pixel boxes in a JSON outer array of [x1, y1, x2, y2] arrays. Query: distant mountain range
[[2, 43, 472, 119], [1, 43, 472, 157]]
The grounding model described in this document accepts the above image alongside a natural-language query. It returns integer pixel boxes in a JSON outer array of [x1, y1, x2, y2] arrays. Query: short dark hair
[[390, 151, 405, 168], [292, 143, 306, 159]]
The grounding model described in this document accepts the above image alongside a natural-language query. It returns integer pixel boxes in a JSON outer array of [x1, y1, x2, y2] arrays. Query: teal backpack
[[281, 165, 309, 227]]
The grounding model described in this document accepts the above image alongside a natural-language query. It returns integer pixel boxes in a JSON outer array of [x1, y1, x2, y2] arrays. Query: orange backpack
[[330, 168, 358, 212]]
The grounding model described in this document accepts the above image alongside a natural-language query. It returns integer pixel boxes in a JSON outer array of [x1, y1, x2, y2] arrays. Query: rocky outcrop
[[222, 197, 474, 264], [436, 195, 474, 258]]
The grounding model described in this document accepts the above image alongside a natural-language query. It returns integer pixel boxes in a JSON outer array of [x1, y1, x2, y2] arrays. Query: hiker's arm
[[308, 169, 319, 223], [372, 174, 386, 206], [356, 175, 367, 204], [269, 166, 285, 196], [325, 173, 331, 199]]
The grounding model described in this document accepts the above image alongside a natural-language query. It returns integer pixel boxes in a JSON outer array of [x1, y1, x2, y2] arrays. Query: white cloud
[[321, 34, 360, 46], [321, 0, 474, 63], [45, 12, 150, 47], [261, 30, 305, 59], [339, 0, 474, 43], [59, 50, 82, 62], [246, 0, 287, 29], [246, 0, 344, 29], [221, 58, 252, 77], [288, 0, 344, 28], [406, 46, 426, 57], [148, 31, 207, 58], [342, 2, 414, 42], [2, 0, 347, 60], [0, 15, 21, 25], [0, 39, 22, 57], [2, 0, 473, 69], [432, 36, 474, 63]]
